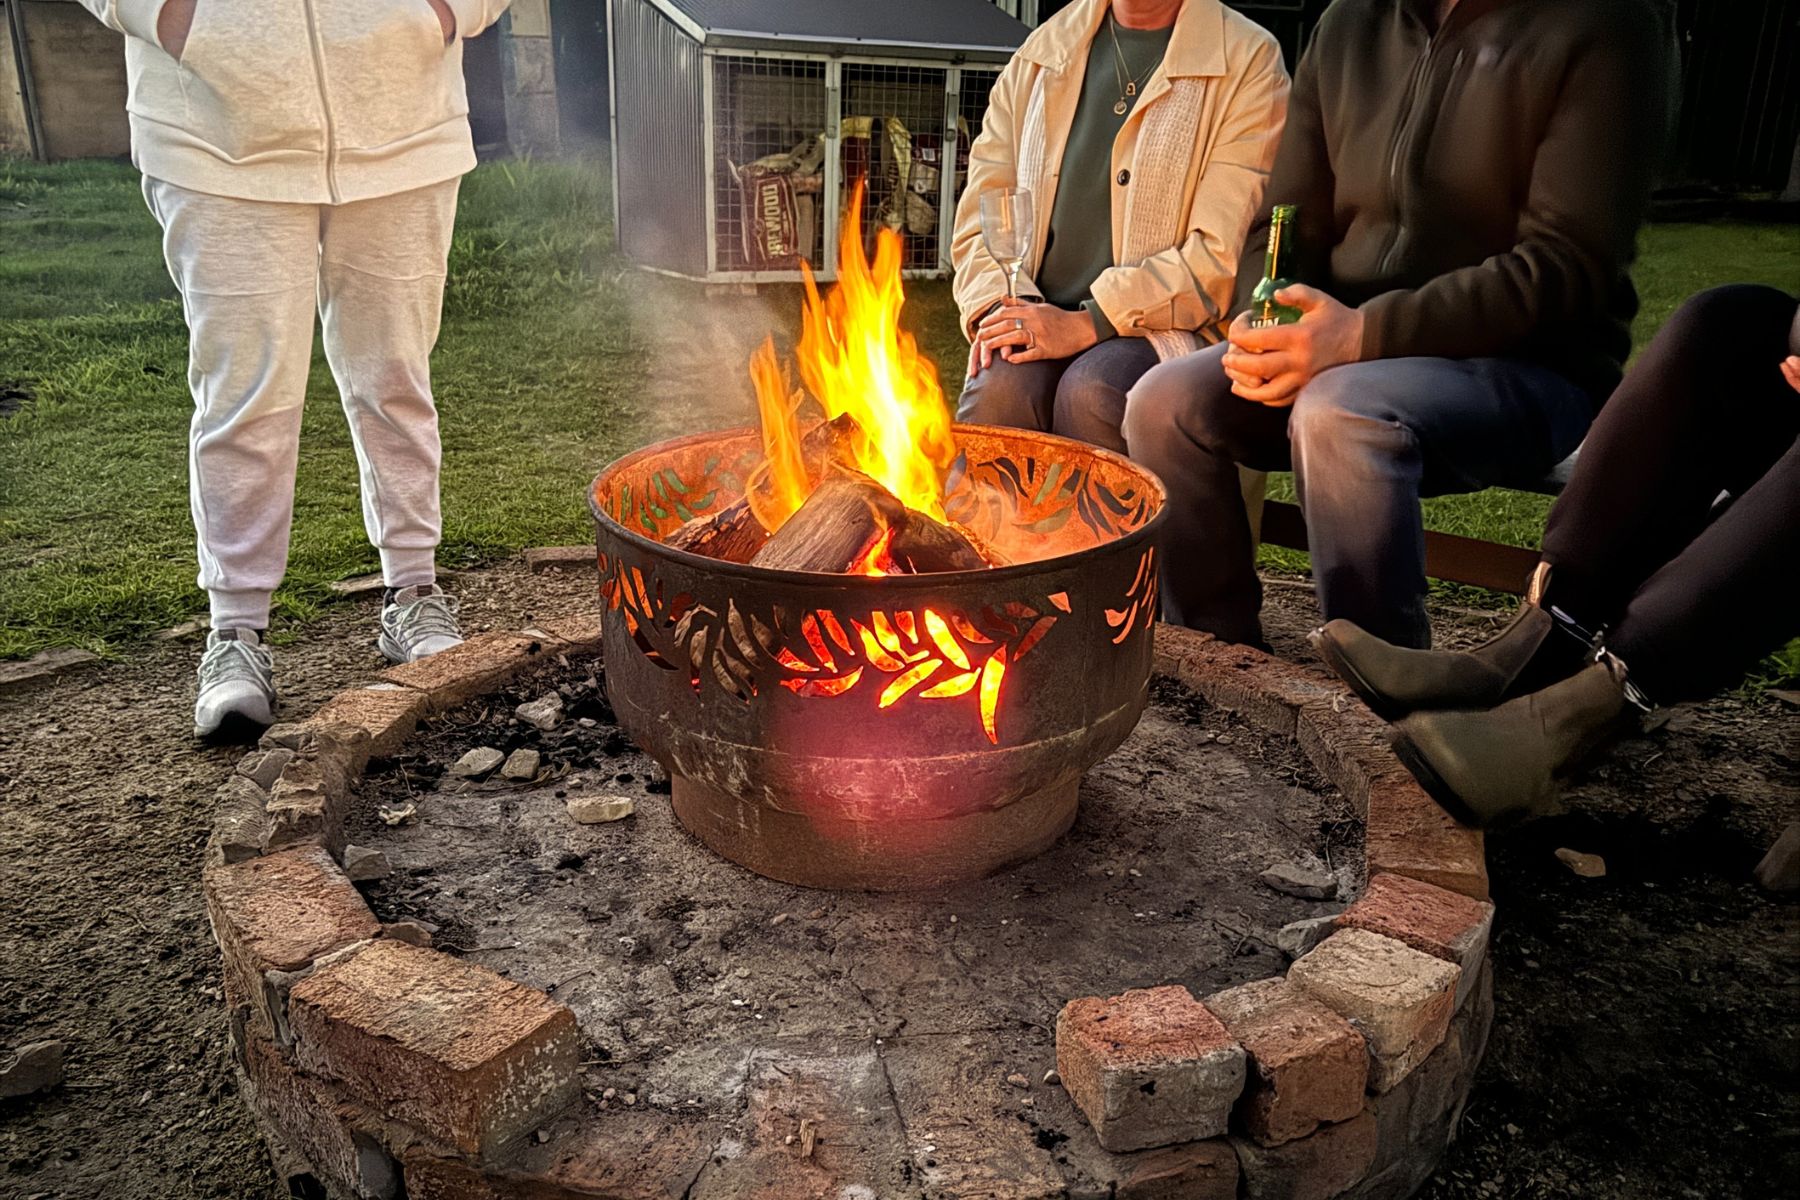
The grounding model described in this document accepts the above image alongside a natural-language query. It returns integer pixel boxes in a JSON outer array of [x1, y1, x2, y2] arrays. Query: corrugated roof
[[652, 0, 1028, 55]]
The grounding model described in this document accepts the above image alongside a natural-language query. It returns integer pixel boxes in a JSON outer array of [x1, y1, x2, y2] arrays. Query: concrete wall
[[2, 0, 130, 159], [500, 0, 561, 156], [1, 3, 33, 154]]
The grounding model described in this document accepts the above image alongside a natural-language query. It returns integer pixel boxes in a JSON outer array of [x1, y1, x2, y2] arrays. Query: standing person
[[1122, 0, 1674, 649], [952, 0, 1289, 451], [75, 0, 511, 738], [1312, 285, 1800, 828]]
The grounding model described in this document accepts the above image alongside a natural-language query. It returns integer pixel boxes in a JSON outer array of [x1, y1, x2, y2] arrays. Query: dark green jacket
[[1232, 0, 1674, 402]]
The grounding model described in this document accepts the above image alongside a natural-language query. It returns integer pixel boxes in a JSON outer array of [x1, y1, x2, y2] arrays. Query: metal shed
[[606, 0, 1027, 282]]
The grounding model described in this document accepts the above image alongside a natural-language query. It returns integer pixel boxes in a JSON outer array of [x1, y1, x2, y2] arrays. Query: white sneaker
[[194, 628, 276, 740], [379, 584, 464, 664]]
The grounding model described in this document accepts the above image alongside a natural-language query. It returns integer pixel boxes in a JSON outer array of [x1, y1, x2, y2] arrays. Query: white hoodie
[[77, 0, 510, 203]]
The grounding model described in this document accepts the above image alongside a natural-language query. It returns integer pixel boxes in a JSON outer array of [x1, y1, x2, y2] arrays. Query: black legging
[[1540, 284, 1800, 702]]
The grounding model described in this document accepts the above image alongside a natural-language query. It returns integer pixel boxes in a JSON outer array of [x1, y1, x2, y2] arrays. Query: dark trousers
[[1542, 284, 1800, 702], [1122, 344, 1592, 648], [955, 336, 1161, 453]]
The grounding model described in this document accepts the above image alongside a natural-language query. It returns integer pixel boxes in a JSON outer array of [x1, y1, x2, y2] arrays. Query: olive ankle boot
[[1312, 564, 1569, 720], [1388, 654, 1642, 829]]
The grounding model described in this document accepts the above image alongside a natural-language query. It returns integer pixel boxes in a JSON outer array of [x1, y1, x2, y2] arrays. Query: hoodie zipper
[[1376, 29, 1436, 278], [300, 0, 341, 204]]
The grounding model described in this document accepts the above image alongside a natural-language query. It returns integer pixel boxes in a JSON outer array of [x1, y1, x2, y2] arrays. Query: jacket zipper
[[1376, 30, 1436, 278], [300, 0, 341, 204]]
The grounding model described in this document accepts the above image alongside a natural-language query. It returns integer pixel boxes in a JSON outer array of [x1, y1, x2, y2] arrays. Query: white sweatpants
[[144, 176, 460, 630]]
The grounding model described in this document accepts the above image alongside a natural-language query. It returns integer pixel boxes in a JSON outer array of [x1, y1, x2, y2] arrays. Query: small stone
[[377, 803, 417, 827], [1043, 1069, 1061, 1087], [535, 1129, 550, 1144], [769, 913, 790, 926], [0, 1040, 65, 1099], [382, 920, 433, 948], [451, 747, 504, 778], [567, 795, 636, 824], [602, 1087, 616, 1100], [516, 694, 564, 731], [623, 1092, 637, 1106], [1260, 862, 1338, 901], [1005, 1072, 1030, 1089], [1275, 915, 1339, 959], [1554, 848, 1607, 878], [1753, 822, 1800, 893], [501, 748, 542, 781], [341, 844, 392, 883]]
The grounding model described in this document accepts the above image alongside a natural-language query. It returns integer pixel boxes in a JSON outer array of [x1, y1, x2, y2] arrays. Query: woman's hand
[[427, 0, 458, 44], [1781, 356, 1800, 395], [968, 297, 1099, 376], [157, 0, 197, 60]]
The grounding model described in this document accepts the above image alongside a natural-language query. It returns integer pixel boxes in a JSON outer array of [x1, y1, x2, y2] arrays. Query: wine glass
[[979, 187, 1032, 299]]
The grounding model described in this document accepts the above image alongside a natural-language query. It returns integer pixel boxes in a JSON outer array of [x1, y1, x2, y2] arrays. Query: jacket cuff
[[114, 0, 170, 45], [1357, 292, 1401, 360], [1082, 299, 1118, 343]]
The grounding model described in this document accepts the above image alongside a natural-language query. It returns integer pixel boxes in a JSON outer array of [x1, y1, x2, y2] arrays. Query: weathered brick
[[237, 746, 295, 791], [204, 846, 379, 1036], [208, 774, 270, 865], [1337, 873, 1494, 1009], [307, 685, 430, 760], [1288, 930, 1459, 1093], [378, 631, 557, 713], [530, 611, 604, 655], [1364, 765, 1489, 901], [1295, 698, 1392, 819], [1233, 1110, 1379, 1200], [1114, 1137, 1240, 1200], [1348, 963, 1493, 1200], [1057, 985, 1247, 1152], [290, 940, 579, 1160], [1162, 638, 1306, 737], [243, 1034, 402, 1200], [522, 545, 594, 574], [1152, 623, 1217, 679], [1204, 977, 1367, 1146], [262, 721, 374, 781], [264, 754, 347, 855]]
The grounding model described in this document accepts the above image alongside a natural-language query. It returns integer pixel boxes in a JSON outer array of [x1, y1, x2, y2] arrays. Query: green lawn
[[1, 156, 1796, 667]]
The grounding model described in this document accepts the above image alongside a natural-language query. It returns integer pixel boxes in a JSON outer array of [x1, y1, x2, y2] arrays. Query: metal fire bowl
[[588, 424, 1167, 890]]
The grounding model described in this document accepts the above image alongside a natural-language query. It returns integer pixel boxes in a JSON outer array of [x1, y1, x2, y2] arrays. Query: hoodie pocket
[[316, 0, 468, 153], [174, 3, 326, 160]]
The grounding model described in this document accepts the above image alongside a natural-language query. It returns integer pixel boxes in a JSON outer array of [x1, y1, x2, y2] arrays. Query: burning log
[[749, 471, 988, 574], [665, 499, 769, 564]]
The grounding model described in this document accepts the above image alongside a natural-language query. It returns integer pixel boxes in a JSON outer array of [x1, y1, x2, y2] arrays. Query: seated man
[[1123, 0, 1674, 649], [1313, 285, 1800, 828], [951, 0, 1289, 451]]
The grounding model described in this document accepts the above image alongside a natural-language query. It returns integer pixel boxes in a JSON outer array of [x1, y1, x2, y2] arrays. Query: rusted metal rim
[[586, 423, 1168, 588]]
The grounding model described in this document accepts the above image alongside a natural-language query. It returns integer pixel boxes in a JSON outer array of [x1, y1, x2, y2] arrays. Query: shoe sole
[[1387, 728, 1486, 830], [196, 707, 273, 745], [1315, 632, 1409, 723]]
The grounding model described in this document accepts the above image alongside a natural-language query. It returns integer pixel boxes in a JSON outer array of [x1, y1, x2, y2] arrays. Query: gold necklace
[[1105, 12, 1157, 116]]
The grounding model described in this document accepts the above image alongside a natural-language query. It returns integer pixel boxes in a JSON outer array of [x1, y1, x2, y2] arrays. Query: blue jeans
[[1122, 343, 1593, 648], [956, 336, 1161, 453]]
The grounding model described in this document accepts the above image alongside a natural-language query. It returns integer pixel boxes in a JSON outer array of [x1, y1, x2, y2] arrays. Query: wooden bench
[[1260, 453, 1578, 596]]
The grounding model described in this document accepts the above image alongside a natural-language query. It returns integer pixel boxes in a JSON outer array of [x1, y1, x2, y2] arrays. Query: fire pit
[[589, 424, 1164, 889], [588, 192, 1165, 890]]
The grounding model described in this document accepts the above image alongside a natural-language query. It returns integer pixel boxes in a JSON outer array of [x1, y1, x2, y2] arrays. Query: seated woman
[[950, 0, 1288, 452], [1312, 285, 1800, 829]]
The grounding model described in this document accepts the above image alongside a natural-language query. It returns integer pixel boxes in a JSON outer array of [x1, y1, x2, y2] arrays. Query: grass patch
[[1, 155, 1796, 684]]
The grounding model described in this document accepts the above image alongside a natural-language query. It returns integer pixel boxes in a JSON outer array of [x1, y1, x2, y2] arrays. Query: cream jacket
[[77, 0, 509, 204], [952, 0, 1289, 357]]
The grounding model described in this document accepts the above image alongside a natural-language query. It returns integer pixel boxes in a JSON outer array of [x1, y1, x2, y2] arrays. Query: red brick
[[378, 631, 558, 713], [1232, 1110, 1378, 1200], [307, 686, 430, 759], [1204, 978, 1367, 1146], [264, 755, 346, 855], [523, 545, 595, 574], [242, 1035, 402, 1200], [204, 845, 379, 1034], [1114, 1137, 1240, 1200], [1295, 698, 1392, 819], [208, 774, 270, 866], [1288, 930, 1459, 1093], [1364, 765, 1489, 901], [290, 940, 579, 1160], [1057, 985, 1247, 1152], [1161, 638, 1307, 737], [1337, 873, 1494, 1009], [531, 612, 604, 655]]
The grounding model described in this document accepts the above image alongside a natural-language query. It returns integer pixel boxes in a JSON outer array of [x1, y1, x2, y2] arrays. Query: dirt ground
[[0, 564, 1794, 1199]]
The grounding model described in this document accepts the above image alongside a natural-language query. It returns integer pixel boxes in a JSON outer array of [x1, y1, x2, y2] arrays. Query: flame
[[748, 188, 956, 532]]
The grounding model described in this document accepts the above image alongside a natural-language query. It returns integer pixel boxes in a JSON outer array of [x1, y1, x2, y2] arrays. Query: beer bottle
[[1248, 204, 1303, 328]]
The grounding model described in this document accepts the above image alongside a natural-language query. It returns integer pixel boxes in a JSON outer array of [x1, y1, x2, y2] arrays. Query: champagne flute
[[979, 187, 1032, 300]]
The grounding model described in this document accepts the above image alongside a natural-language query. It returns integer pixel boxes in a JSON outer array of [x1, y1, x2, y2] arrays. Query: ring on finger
[[1014, 318, 1024, 332]]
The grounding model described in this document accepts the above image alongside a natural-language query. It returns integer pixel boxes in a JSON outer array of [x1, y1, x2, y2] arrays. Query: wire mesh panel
[[959, 67, 1001, 143], [840, 62, 955, 274], [711, 55, 830, 274]]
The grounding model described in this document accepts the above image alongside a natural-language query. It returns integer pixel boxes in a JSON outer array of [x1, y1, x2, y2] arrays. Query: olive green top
[[1035, 19, 1173, 343]]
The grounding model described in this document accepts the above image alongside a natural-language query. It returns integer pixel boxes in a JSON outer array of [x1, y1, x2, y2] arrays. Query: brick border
[[201, 615, 1493, 1200]]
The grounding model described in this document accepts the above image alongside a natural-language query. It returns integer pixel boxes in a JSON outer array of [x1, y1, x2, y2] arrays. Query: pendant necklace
[[1106, 12, 1157, 116]]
